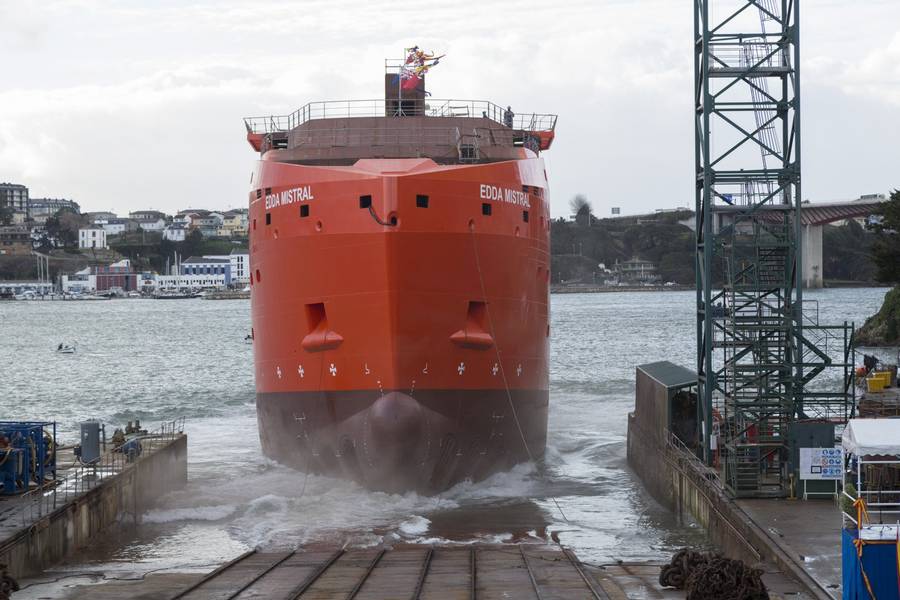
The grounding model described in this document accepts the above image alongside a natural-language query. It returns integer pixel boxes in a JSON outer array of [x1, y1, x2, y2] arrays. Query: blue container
[[0, 421, 57, 492], [0, 448, 23, 495], [842, 528, 900, 600]]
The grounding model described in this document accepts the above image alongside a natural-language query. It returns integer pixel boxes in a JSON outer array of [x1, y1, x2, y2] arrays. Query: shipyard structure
[[626, 1, 900, 598]]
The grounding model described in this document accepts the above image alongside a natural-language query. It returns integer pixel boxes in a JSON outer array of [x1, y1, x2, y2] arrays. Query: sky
[[1, 0, 899, 218]]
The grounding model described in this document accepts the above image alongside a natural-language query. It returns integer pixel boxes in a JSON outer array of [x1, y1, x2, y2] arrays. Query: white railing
[[244, 99, 557, 135], [18, 417, 185, 524]]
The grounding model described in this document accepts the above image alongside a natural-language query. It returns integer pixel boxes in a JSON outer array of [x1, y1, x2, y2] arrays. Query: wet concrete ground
[[738, 498, 842, 599]]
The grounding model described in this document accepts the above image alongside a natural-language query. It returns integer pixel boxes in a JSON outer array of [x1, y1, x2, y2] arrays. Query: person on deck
[[503, 106, 514, 128]]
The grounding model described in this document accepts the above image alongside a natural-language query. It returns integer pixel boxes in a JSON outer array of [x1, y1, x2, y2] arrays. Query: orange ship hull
[[250, 157, 550, 492]]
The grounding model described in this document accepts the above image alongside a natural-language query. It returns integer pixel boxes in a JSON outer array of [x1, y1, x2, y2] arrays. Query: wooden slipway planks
[[171, 544, 612, 600]]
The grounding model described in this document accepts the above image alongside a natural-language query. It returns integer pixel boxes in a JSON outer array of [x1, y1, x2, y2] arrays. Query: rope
[[851, 498, 878, 600], [659, 549, 768, 600], [468, 227, 568, 523]]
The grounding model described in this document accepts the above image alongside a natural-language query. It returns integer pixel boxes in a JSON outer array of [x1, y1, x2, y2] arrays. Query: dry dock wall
[[0, 434, 187, 579], [626, 368, 831, 599]]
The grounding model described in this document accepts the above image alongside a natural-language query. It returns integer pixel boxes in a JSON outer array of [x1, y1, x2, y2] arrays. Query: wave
[[141, 504, 238, 524]]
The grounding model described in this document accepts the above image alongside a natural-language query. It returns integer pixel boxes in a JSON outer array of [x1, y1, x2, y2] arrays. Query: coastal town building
[[84, 211, 118, 223], [78, 226, 108, 249], [134, 216, 167, 232], [0, 226, 32, 255], [614, 257, 659, 283], [28, 198, 80, 225], [230, 249, 249, 284], [60, 267, 97, 294], [173, 213, 195, 227], [203, 251, 248, 284], [94, 258, 137, 292], [181, 256, 231, 285], [219, 210, 249, 237], [0, 183, 29, 223], [163, 224, 187, 241], [99, 218, 139, 235], [129, 210, 167, 221], [0, 281, 53, 296], [152, 273, 227, 291]]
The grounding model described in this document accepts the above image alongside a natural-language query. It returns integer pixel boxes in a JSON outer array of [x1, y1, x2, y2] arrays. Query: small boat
[[56, 343, 76, 354], [244, 335, 254, 345]]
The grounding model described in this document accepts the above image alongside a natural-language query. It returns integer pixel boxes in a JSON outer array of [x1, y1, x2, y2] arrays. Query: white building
[[61, 267, 97, 293], [230, 249, 249, 284], [98, 218, 138, 235], [163, 224, 187, 242], [135, 217, 167, 232], [203, 251, 249, 285], [152, 273, 227, 291], [78, 226, 108, 249]]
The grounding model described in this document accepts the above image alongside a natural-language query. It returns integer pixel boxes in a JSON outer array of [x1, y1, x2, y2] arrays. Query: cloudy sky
[[2, 0, 898, 218]]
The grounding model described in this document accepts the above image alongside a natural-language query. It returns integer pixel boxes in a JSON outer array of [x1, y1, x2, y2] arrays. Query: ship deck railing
[[286, 125, 516, 148], [243, 99, 557, 135]]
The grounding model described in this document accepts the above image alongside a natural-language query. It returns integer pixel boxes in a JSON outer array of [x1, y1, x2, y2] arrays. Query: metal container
[[80, 421, 101, 464]]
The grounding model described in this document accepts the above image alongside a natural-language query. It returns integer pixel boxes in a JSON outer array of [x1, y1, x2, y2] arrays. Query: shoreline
[[551, 282, 885, 294]]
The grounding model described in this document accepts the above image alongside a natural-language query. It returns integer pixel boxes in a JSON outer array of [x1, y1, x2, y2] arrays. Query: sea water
[[0, 288, 889, 585]]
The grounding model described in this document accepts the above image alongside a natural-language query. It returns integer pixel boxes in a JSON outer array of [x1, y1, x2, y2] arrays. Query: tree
[[870, 189, 900, 283], [0, 205, 13, 226], [182, 229, 204, 258], [45, 208, 86, 248], [569, 194, 592, 226]]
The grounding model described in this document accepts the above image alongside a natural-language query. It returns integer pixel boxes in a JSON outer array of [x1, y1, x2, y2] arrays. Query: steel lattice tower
[[695, 0, 803, 497]]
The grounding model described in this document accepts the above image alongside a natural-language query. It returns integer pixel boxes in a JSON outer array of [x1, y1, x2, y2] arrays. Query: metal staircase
[[696, 0, 855, 498]]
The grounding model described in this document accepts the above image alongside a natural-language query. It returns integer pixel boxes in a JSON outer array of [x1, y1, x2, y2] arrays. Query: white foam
[[142, 505, 237, 524], [398, 516, 431, 537]]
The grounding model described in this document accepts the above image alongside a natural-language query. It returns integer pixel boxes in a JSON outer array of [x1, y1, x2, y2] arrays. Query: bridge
[[715, 196, 886, 288]]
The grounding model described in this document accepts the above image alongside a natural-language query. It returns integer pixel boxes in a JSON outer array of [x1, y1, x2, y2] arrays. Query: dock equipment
[[0, 421, 56, 494], [694, 0, 854, 497], [840, 419, 900, 600], [169, 545, 611, 600]]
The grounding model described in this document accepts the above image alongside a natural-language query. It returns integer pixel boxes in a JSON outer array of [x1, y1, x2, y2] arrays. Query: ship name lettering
[[264, 185, 315, 210], [479, 184, 530, 209]]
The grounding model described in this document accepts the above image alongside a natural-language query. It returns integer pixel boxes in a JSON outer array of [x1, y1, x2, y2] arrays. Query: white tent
[[842, 419, 900, 456]]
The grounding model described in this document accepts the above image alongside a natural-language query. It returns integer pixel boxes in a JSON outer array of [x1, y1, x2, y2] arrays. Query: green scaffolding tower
[[694, 0, 854, 498]]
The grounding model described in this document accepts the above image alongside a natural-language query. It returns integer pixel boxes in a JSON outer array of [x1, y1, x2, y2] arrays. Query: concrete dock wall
[[0, 434, 187, 579], [627, 415, 831, 599]]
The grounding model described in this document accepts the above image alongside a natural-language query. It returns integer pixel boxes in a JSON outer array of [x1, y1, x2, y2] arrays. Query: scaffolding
[[694, 0, 854, 497]]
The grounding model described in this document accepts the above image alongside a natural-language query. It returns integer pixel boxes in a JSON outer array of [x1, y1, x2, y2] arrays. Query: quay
[[627, 361, 900, 600], [0, 419, 186, 580]]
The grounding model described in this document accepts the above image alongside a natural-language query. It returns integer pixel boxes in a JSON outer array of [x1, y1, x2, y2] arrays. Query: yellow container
[[867, 376, 886, 393], [875, 371, 892, 387]]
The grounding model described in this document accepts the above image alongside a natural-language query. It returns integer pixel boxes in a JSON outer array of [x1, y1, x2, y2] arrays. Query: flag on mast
[[398, 46, 444, 91]]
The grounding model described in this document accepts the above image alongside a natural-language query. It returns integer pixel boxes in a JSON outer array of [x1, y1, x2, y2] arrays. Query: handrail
[[18, 417, 185, 524], [664, 428, 722, 489], [244, 98, 558, 135]]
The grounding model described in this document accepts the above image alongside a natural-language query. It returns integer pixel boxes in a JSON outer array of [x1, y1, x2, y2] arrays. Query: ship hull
[[250, 157, 551, 493], [257, 389, 547, 493]]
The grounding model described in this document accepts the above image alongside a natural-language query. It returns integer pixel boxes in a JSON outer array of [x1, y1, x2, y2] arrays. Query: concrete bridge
[[715, 196, 885, 288]]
